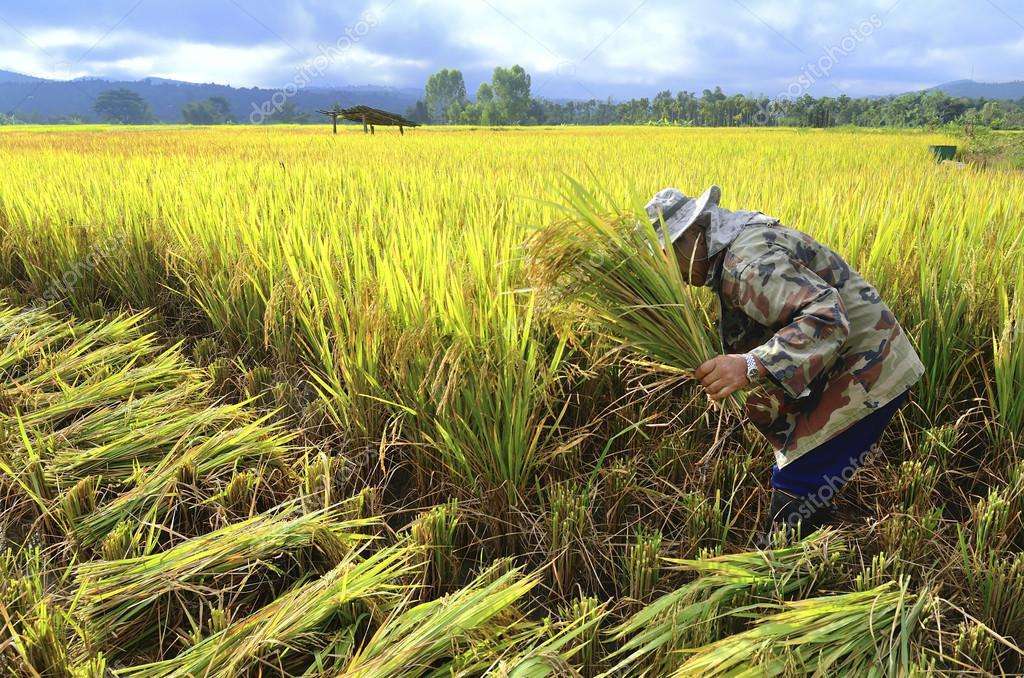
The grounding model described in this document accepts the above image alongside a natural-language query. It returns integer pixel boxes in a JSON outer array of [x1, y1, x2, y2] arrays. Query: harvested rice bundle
[[73, 417, 294, 545], [604, 530, 842, 677], [530, 181, 719, 382], [447, 593, 607, 676], [76, 505, 377, 648], [119, 544, 416, 678], [339, 564, 540, 677], [676, 579, 934, 677]]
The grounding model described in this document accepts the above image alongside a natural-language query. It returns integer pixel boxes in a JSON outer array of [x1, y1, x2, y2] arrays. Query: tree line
[[4, 70, 1023, 129], [408, 66, 1024, 129]]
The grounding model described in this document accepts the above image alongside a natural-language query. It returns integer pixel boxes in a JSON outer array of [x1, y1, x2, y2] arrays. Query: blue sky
[[0, 1, 1022, 98]]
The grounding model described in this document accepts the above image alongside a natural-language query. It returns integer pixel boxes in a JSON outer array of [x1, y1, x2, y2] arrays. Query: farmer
[[645, 186, 924, 537]]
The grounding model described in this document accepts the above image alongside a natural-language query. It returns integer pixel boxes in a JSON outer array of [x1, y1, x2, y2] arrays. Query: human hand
[[693, 354, 752, 401]]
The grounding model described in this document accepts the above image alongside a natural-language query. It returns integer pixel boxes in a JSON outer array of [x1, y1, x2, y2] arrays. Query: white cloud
[[30, 27, 104, 50], [0, 0, 1021, 97]]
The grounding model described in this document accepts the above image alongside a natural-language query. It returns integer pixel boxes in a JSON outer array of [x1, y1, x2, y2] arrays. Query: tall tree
[[208, 96, 232, 121], [491, 65, 531, 124], [406, 100, 431, 124], [652, 90, 676, 122], [423, 69, 468, 124], [181, 96, 234, 124], [265, 101, 310, 124], [475, 82, 497, 126], [93, 89, 154, 124]]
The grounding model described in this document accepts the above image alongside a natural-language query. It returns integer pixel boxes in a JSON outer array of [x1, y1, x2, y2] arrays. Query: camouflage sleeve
[[723, 247, 850, 399]]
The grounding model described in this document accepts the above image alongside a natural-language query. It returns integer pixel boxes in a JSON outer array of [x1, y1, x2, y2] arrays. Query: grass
[[0, 125, 1022, 674]]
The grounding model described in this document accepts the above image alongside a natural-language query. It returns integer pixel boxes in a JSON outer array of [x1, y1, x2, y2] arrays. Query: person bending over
[[645, 185, 923, 537]]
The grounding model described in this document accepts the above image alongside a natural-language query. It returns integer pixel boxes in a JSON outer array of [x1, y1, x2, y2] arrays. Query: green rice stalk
[[601, 459, 635, 530], [243, 365, 275, 408], [880, 508, 942, 564], [624, 528, 662, 602], [555, 595, 604, 677], [9, 349, 193, 430], [208, 468, 258, 517], [0, 315, 167, 399], [189, 337, 220, 368], [959, 488, 1015, 559], [410, 500, 461, 597], [679, 490, 727, 553], [953, 621, 999, 674], [916, 424, 957, 466], [340, 486, 381, 523], [896, 460, 938, 514], [399, 312, 568, 506], [0, 307, 78, 376], [853, 552, 905, 593], [180, 603, 234, 650], [57, 475, 99, 530], [911, 246, 978, 425], [9, 598, 74, 676], [299, 451, 351, 513], [0, 546, 99, 677], [270, 379, 303, 419], [99, 520, 144, 561], [987, 273, 1024, 445], [963, 551, 1024, 645], [71, 653, 109, 678], [45, 392, 239, 484], [547, 481, 588, 594], [206, 357, 235, 398]]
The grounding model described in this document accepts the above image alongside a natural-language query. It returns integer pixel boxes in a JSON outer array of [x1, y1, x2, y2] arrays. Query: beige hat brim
[[656, 185, 721, 244]]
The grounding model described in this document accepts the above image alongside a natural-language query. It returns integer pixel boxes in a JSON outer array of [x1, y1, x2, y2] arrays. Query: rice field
[[0, 124, 1022, 675]]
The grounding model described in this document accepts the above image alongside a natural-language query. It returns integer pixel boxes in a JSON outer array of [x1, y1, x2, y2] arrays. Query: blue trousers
[[771, 391, 908, 499]]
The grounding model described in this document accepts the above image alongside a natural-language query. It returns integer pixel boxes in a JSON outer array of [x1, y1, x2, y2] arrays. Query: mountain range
[[0, 70, 422, 122], [1, 70, 1022, 123], [926, 79, 1024, 100]]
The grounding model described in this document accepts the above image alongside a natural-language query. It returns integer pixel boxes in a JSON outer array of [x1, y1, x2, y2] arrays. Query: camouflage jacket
[[710, 219, 924, 468]]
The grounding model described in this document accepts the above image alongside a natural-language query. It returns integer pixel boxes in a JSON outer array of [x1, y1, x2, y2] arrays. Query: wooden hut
[[318, 106, 421, 135]]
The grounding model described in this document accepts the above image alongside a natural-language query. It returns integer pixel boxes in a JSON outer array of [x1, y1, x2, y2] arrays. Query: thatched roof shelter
[[318, 106, 421, 134]]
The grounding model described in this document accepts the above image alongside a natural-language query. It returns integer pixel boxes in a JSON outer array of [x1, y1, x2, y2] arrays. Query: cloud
[[0, 0, 1021, 97]]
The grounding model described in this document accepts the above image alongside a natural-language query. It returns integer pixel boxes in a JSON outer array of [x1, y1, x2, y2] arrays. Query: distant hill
[[926, 79, 1024, 101], [0, 70, 422, 123], [0, 69, 44, 83]]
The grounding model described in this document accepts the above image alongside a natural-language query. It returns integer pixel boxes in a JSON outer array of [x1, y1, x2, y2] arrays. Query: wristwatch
[[742, 353, 761, 384]]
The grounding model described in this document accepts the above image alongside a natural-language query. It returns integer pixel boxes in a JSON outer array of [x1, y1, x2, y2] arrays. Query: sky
[[0, 0, 1022, 99]]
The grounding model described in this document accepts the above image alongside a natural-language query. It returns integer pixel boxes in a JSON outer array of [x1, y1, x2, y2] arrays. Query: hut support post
[[362, 116, 368, 133]]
